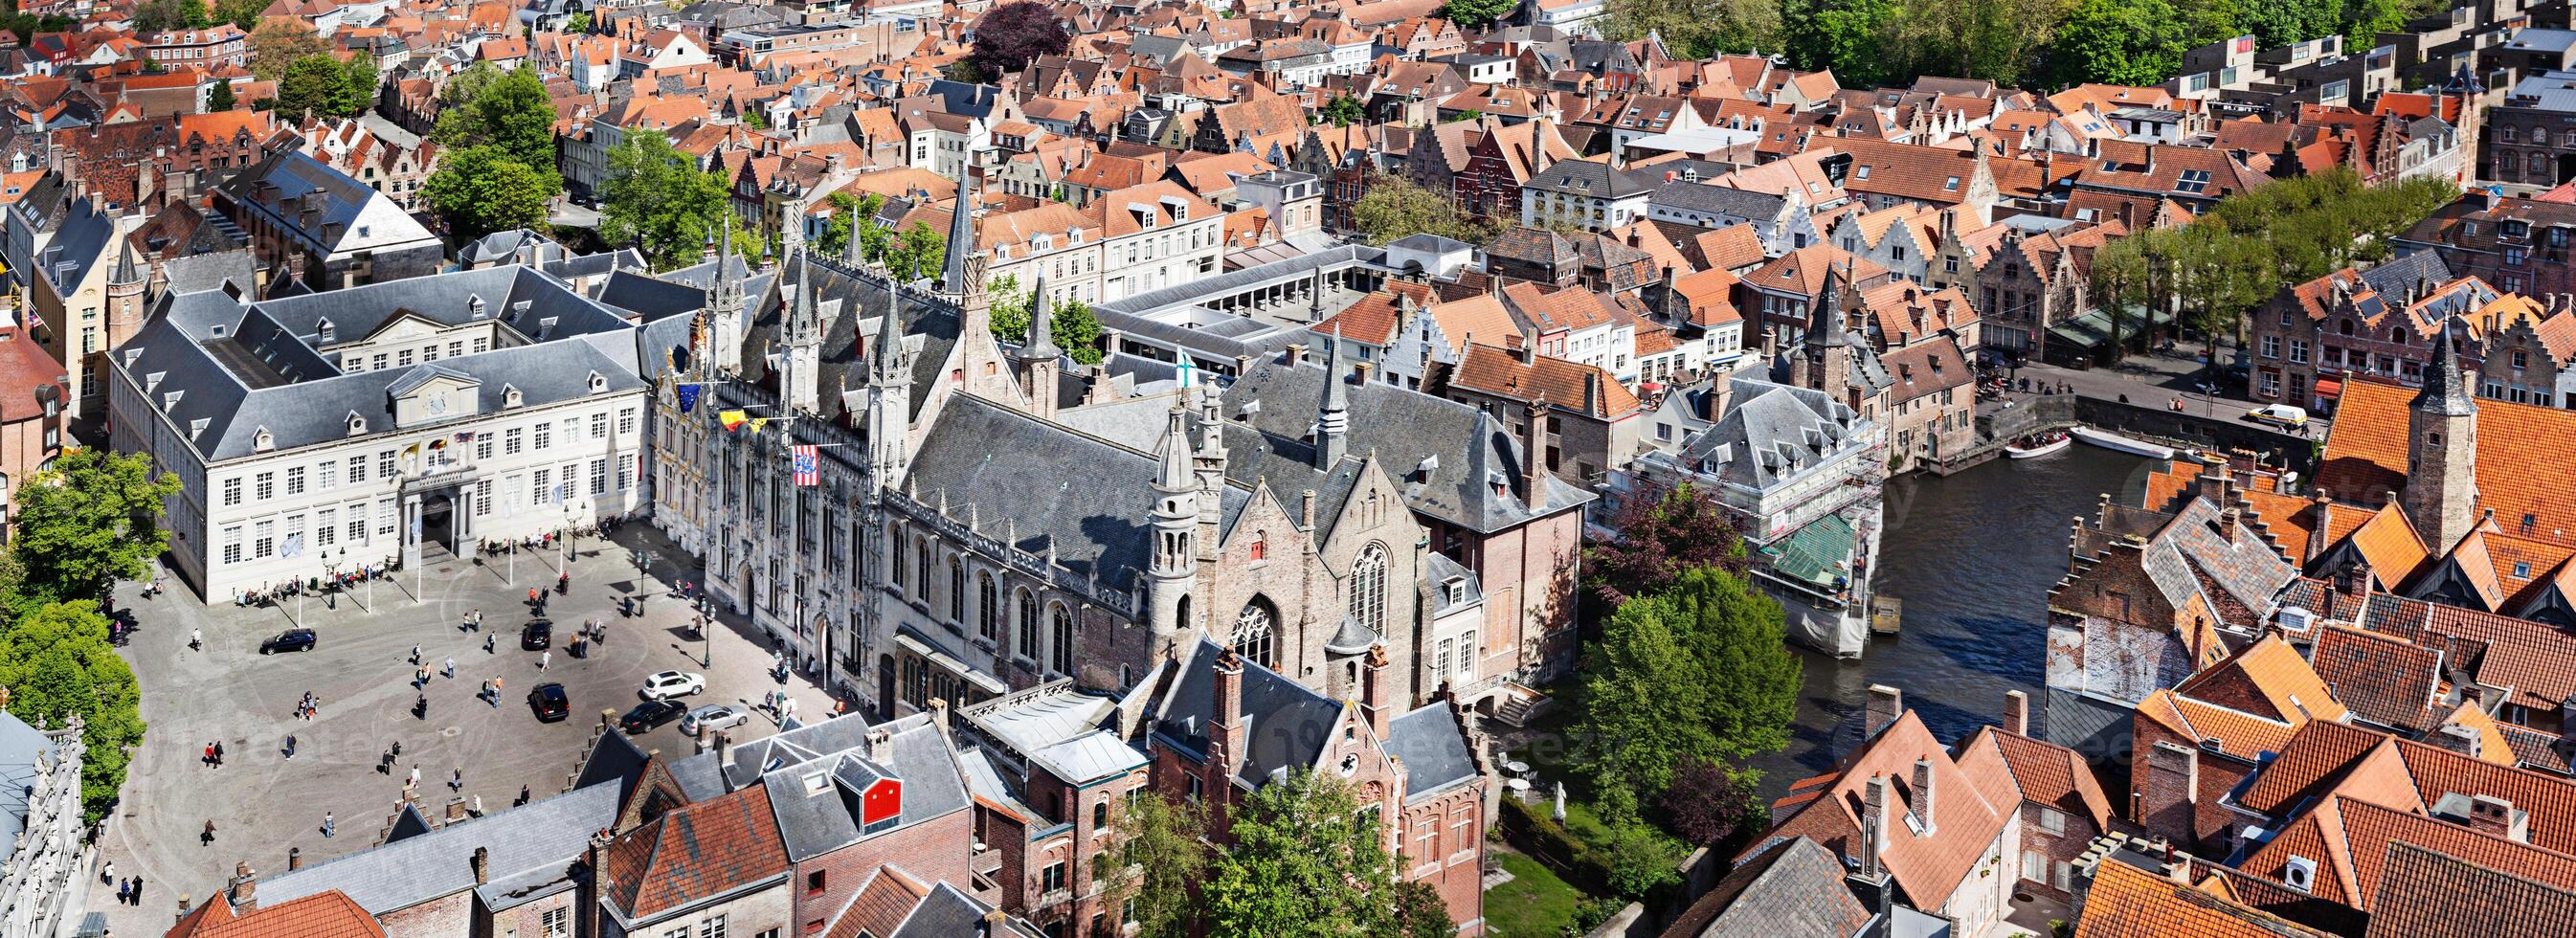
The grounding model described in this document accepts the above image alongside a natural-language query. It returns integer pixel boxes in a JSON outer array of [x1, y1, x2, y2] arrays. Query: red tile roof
[[168, 891, 384, 938], [2318, 376, 2576, 551], [2074, 858, 2333, 938], [599, 785, 788, 921]]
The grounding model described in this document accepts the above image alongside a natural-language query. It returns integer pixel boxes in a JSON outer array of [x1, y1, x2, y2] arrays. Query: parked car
[[682, 704, 750, 735], [640, 670, 706, 701], [522, 619, 552, 650], [2247, 403, 2309, 428], [258, 629, 318, 655], [527, 682, 570, 723], [619, 699, 686, 734]]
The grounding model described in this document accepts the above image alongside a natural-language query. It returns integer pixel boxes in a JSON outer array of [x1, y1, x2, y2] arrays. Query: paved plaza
[[81, 525, 834, 936]]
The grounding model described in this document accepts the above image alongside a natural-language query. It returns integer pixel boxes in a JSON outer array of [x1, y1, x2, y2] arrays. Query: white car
[[640, 671, 707, 701], [2247, 403, 2309, 428], [682, 704, 749, 735]]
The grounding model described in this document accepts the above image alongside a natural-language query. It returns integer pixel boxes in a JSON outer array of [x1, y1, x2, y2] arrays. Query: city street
[[1979, 339, 2329, 439], [81, 525, 831, 936]]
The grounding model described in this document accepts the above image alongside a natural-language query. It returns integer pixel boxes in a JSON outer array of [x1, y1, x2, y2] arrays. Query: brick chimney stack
[[1360, 642, 1392, 739], [1864, 684, 1902, 740], [1910, 758, 1938, 836], [226, 861, 257, 912], [1858, 773, 1889, 882], [471, 846, 490, 885], [2141, 741, 2201, 845], [1209, 647, 1248, 786], [2004, 689, 2028, 737]]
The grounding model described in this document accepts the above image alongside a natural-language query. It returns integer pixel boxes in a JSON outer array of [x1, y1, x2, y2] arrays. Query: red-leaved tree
[[969, 1, 1070, 78], [1582, 480, 1747, 611], [1660, 757, 1758, 847]]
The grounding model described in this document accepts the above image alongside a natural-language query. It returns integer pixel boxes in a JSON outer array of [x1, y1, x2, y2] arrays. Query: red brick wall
[[791, 807, 974, 934], [2128, 719, 2254, 856]]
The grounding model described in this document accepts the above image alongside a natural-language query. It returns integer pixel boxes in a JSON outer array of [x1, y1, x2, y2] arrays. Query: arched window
[[892, 531, 909, 592], [1349, 543, 1388, 636], [1092, 801, 1109, 830], [977, 572, 998, 640], [947, 556, 965, 622], [2338, 319, 2355, 336], [1235, 599, 1277, 669], [1050, 603, 1075, 676], [1018, 590, 1040, 659], [915, 538, 931, 603]]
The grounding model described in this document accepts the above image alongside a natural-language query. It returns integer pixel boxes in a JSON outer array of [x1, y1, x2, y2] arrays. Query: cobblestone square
[[80, 525, 833, 937]]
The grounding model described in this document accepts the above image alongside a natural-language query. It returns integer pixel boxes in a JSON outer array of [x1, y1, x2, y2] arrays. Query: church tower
[[783, 250, 822, 414], [106, 239, 144, 348], [2406, 321, 2478, 552], [1794, 262, 1850, 393], [705, 220, 746, 373], [867, 273, 915, 491], [1013, 272, 1062, 419], [1147, 404, 1200, 655]]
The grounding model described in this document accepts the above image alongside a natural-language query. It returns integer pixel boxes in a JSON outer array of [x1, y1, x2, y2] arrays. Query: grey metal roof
[[258, 781, 621, 915], [1528, 158, 1649, 199], [1671, 376, 1870, 491], [1647, 179, 1788, 218], [1383, 704, 1476, 805], [889, 882, 1043, 937]]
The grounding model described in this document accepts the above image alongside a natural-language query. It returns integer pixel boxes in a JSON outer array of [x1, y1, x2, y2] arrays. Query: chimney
[[1284, 343, 1308, 366], [1909, 757, 1938, 835], [2217, 504, 2242, 543], [2004, 689, 2028, 736], [1360, 643, 1392, 738], [1857, 773, 1890, 882], [2469, 794, 2531, 843], [2339, 559, 2375, 597], [286, 847, 302, 872], [1301, 490, 1317, 529], [865, 728, 893, 763], [1521, 398, 1549, 509], [445, 798, 468, 823], [977, 908, 1012, 937], [1209, 647, 1248, 783], [470, 846, 490, 885], [2431, 722, 2484, 759], [176, 894, 190, 922], [1864, 684, 1902, 740], [2141, 741, 2200, 845], [930, 697, 952, 741], [226, 861, 257, 912]]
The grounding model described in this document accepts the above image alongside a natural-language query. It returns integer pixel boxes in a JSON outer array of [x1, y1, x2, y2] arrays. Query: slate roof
[[1382, 704, 1478, 805], [1658, 837, 1872, 938], [0, 712, 61, 853], [1669, 375, 1869, 491], [258, 781, 620, 915], [212, 148, 436, 255], [1153, 638, 1344, 788]]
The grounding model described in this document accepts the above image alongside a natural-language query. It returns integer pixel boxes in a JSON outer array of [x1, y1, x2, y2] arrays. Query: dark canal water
[[1746, 445, 2156, 798]]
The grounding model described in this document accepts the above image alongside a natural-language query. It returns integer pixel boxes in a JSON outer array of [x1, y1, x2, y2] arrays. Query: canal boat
[[2070, 425, 2178, 459], [2005, 434, 2072, 459]]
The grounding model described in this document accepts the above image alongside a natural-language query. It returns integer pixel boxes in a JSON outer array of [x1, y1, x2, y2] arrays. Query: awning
[[2314, 377, 2343, 400], [895, 629, 1009, 695]]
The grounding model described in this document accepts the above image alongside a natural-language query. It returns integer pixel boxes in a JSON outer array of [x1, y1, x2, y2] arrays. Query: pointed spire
[[2415, 319, 2477, 416], [871, 269, 907, 386], [1154, 404, 1195, 495], [938, 165, 979, 295], [1808, 261, 1845, 348], [788, 249, 818, 344], [1017, 271, 1060, 362], [1316, 325, 1349, 468], [110, 238, 140, 286], [709, 214, 743, 316]]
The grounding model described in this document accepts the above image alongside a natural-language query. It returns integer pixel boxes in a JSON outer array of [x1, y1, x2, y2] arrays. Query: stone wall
[[2072, 398, 2318, 476]]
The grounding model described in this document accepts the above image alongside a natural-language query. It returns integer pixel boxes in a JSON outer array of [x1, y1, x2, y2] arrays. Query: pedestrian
[[282, 734, 296, 760], [408, 765, 420, 788], [129, 876, 143, 906], [212, 741, 224, 768], [416, 691, 428, 718], [323, 812, 335, 838], [392, 739, 403, 759], [411, 644, 421, 665], [450, 767, 462, 792], [472, 794, 483, 815], [190, 627, 201, 650], [101, 860, 113, 884], [443, 657, 455, 678], [516, 784, 530, 806], [484, 633, 496, 654], [528, 587, 540, 606], [201, 819, 215, 846], [539, 650, 549, 671]]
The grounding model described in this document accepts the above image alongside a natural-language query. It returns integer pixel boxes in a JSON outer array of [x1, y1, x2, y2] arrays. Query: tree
[[272, 55, 349, 117], [1204, 770, 1452, 938], [131, 0, 208, 33], [337, 53, 378, 117], [424, 145, 555, 239], [1318, 93, 1366, 127], [11, 448, 182, 606], [1660, 757, 1760, 846], [1583, 480, 1746, 610], [2048, 0, 2190, 86], [987, 275, 1108, 365], [207, 78, 235, 111], [248, 20, 331, 81], [1348, 173, 1496, 247], [969, 0, 1070, 78], [599, 131, 733, 271], [1576, 566, 1800, 820], [1605, 0, 1781, 58], [885, 221, 947, 279], [213, 0, 265, 28], [1782, 0, 1903, 88], [437, 66, 558, 173], [564, 10, 590, 31], [1438, 0, 1517, 29], [816, 191, 884, 260], [0, 598, 144, 821], [1098, 792, 1208, 938]]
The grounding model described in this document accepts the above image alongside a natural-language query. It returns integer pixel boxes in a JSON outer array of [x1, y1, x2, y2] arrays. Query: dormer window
[[253, 427, 275, 451], [504, 384, 524, 408], [346, 413, 366, 436], [467, 294, 486, 318], [317, 318, 335, 343], [587, 371, 607, 393]]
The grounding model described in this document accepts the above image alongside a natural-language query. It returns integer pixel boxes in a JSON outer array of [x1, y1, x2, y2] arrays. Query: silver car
[[682, 703, 749, 735]]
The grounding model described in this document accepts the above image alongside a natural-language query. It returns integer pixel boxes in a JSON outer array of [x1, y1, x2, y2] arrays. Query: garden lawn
[[1486, 851, 1587, 936]]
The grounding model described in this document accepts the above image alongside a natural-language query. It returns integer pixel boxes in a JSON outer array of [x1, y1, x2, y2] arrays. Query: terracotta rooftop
[[2319, 376, 2576, 551]]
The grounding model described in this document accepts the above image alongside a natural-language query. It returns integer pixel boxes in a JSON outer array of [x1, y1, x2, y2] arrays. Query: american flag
[[791, 445, 819, 486]]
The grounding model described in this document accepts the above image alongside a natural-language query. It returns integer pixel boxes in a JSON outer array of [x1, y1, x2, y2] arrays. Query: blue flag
[[677, 384, 702, 413]]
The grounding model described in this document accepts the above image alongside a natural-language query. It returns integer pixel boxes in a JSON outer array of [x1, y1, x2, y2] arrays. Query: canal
[[1747, 444, 2158, 797]]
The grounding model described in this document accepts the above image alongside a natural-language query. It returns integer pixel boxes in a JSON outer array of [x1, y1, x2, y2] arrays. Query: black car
[[522, 619, 552, 651], [619, 699, 685, 734], [527, 682, 570, 723], [259, 629, 317, 654]]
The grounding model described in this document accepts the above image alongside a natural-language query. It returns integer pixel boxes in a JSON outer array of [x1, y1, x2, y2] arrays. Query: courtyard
[[80, 525, 834, 937]]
